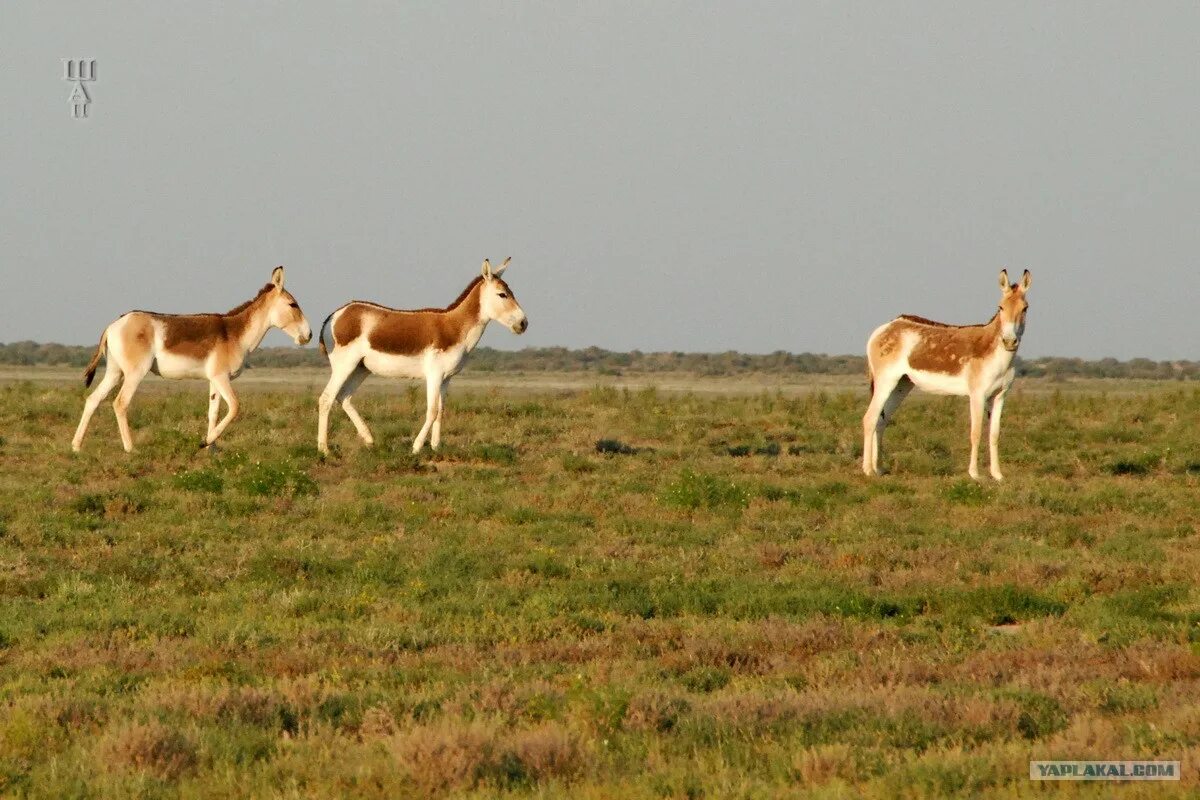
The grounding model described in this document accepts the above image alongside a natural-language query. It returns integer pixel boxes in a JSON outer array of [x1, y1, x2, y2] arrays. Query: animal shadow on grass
[[719, 441, 782, 458], [595, 438, 648, 455]]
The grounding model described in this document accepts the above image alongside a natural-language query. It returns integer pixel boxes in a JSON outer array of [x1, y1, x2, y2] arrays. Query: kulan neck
[[232, 299, 273, 354], [450, 282, 489, 352]]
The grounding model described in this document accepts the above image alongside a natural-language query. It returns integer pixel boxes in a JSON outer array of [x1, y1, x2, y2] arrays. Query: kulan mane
[[413, 276, 485, 313], [130, 283, 276, 320], [445, 276, 485, 310], [225, 283, 276, 316]]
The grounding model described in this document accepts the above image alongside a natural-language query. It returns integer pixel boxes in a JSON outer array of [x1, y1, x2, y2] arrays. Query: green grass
[[1, 378, 1199, 797]]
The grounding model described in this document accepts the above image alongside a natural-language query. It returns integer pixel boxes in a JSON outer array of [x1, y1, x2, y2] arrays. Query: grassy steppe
[[0, 374, 1198, 798]]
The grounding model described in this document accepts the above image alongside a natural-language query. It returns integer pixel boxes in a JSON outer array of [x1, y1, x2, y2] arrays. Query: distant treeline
[[3, 340, 1200, 381]]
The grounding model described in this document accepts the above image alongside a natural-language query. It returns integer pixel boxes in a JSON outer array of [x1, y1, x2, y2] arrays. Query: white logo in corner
[[63, 59, 96, 119]]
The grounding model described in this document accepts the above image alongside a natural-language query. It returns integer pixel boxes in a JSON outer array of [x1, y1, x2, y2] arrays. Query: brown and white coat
[[72, 267, 311, 452], [316, 258, 528, 454], [862, 269, 1031, 480]]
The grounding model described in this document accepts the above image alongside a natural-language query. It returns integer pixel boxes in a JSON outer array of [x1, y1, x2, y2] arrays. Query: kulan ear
[[481, 259, 492, 280], [998, 268, 1011, 293], [1020, 269, 1032, 291], [271, 266, 285, 289], [493, 256, 512, 277]]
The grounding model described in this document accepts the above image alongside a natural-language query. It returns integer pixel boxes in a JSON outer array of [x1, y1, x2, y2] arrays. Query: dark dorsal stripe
[[898, 312, 999, 331], [342, 276, 493, 316]]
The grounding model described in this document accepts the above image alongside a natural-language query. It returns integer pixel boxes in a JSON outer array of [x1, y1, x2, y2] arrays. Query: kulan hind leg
[[862, 372, 902, 476], [430, 379, 449, 450], [317, 352, 365, 454], [204, 381, 222, 448], [873, 377, 913, 475], [72, 364, 123, 451], [112, 360, 152, 453], [337, 365, 374, 446], [204, 373, 240, 447]]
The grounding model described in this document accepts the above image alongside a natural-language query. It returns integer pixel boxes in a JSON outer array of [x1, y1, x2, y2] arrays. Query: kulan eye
[[498, 293, 508, 299], [288, 302, 299, 309]]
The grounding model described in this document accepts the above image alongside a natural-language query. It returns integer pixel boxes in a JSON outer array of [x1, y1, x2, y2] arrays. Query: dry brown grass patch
[[702, 692, 801, 731], [660, 635, 768, 676], [1116, 645, 1200, 681], [359, 705, 399, 740], [97, 719, 197, 780], [389, 720, 497, 794], [468, 679, 542, 719], [25, 636, 199, 675], [387, 719, 591, 793], [624, 691, 691, 732], [145, 682, 289, 727], [792, 742, 858, 785], [499, 637, 609, 666], [52, 697, 106, 734], [506, 722, 591, 781], [958, 643, 1107, 686], [758, 543, 790, 569], [1039, 714, 1125, 757]]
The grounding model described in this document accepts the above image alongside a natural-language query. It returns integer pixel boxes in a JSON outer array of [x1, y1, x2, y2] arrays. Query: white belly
[[153, 351, 208, 379], [362, 346, 469, 380], [907, 368, 969, 396], [363, 351, 427, 379]]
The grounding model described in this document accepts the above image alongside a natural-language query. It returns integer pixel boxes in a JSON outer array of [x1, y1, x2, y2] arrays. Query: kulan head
[[479, 257, 528, 334], [997, 268, 1031, 352], [265, 266, 312, 345]]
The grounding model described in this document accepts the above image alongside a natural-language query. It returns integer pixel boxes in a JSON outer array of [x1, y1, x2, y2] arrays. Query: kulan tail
[[83, 329, 108, 388], [317, 311, 335, 358]]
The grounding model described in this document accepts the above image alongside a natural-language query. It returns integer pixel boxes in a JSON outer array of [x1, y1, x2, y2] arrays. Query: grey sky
[[3, 2, 1198, 359]]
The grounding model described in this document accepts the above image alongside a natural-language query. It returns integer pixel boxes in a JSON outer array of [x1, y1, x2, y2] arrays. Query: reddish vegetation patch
[[97, 720, 197, 780]]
